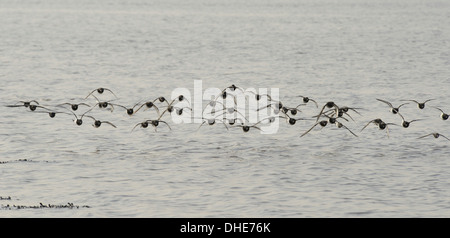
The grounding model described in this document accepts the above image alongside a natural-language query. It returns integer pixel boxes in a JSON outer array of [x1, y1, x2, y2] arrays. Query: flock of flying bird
[[5, 85, 450, 142]]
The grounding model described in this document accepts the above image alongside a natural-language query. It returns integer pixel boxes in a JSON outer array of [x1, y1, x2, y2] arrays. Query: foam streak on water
[[1, 0, 450, 217]]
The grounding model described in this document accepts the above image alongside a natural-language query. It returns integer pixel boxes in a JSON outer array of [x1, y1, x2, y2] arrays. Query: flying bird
[[418, 133, 450, 141], [401, 99, 435, 109], [85, 87, 118, 99]]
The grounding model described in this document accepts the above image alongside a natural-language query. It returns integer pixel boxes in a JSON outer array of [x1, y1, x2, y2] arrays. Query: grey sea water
[[1, 0, 450, 217]]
